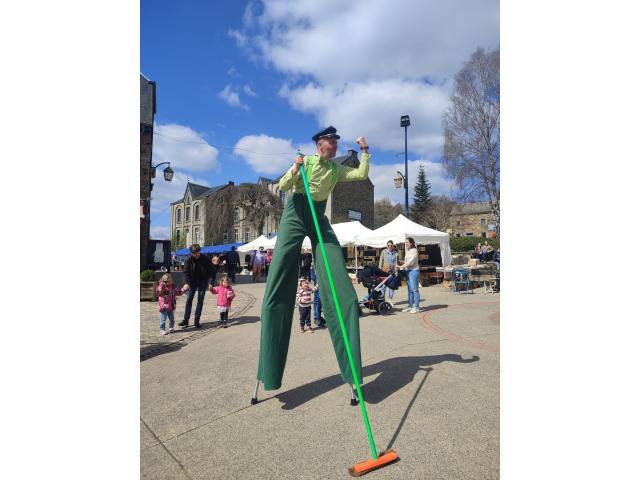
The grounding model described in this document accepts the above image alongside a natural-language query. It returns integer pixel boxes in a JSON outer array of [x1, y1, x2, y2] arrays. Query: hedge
[[449, 236, 500, 252], [140, 269, 155, 281]]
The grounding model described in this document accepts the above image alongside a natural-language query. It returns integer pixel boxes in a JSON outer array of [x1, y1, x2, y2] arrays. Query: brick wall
[[140, 127, 153, 269]]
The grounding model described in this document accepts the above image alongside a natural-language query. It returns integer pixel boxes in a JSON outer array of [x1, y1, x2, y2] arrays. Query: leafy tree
[[442, 47, 500, 236], [171, 229, 184, 250], [233, 183, 283, 237], [409, 163, 432, 225], [374, 197, 403, 228]]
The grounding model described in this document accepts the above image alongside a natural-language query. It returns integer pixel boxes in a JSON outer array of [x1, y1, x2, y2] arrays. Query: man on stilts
[[255, 126, 370, 393]]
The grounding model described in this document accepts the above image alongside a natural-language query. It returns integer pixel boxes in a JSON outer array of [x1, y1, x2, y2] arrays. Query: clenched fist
[[356, 136, 368, 149]]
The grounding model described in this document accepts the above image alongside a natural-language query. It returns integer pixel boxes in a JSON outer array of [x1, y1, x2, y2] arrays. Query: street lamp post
[[400, 115, 410, 216]]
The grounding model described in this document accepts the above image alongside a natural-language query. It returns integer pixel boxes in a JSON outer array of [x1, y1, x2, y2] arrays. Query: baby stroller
[[357, 263, 401, 315]]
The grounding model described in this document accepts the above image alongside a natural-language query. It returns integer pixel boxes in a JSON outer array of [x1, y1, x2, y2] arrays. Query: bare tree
[[374, 197, 404, 228], [427, 195, 457, 232], [443, 47, 500, 235]]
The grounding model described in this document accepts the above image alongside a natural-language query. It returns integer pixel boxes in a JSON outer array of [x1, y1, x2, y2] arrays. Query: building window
[[194, 204, 200, 221], [480, 218, 486, 225], [233, 208, 240, 223], [185, 206, 191, 222], [223, 232, 229, 243], [185, 228, 190, 245], [234, 228, 239, 242], [456, 233, 461, 237], [175, 230, 181, 244], [481, 232, 487, 238], [244, 227, 251, 243], [456, 220, 461, 226], [194, 226, 200, 243], [176, 208, 182, 224], [465, 232, 474, 237]]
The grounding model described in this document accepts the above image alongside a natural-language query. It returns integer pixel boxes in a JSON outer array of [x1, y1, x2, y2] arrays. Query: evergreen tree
[[410, 163, 432, 225]]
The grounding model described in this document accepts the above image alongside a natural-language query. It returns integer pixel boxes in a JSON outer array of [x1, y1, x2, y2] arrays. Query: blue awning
[[175, 242, 245, 257]]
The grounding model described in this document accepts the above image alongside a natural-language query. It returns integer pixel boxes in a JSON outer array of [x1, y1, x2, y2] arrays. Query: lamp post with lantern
[[393, 115, 411, 216]]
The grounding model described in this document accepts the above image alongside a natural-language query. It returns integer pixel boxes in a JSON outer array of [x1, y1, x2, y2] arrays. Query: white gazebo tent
[[261, 221, 373, 267], [354, 214, 452, 266], [237, 235, 272, 252]]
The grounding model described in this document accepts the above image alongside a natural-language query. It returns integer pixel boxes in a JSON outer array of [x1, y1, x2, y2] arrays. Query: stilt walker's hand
[[292, 150, 304, 175]]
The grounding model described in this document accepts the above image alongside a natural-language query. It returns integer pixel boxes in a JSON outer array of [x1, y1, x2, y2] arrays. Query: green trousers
[[257, 194, 362, 390]]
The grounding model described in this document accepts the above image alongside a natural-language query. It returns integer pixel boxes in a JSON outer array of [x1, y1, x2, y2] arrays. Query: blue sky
[[142, 0, 499, 239]]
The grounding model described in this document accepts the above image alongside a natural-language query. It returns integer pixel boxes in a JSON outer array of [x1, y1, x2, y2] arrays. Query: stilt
[[250, 380, 260, 405], [348, 383, 358, 406]]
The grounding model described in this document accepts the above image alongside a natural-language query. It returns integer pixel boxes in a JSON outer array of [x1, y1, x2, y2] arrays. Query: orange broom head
[[348, 450, 399, 477]]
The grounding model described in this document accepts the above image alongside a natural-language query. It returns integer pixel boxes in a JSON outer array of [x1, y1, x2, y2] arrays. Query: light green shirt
[[278, 152, 371, 201]]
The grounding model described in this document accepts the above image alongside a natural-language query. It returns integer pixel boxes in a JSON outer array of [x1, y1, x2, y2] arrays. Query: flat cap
[[312, 126, 341, 143]]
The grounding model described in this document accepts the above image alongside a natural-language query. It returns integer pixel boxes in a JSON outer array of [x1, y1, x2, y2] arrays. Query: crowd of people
[[157, 235, 499, 335]]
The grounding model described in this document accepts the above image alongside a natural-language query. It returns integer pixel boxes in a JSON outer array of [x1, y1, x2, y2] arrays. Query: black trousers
[[299, 306, 311, 327]]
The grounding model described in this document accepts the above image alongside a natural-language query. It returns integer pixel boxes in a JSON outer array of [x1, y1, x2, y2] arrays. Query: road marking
[[419, 302, 499, 353]]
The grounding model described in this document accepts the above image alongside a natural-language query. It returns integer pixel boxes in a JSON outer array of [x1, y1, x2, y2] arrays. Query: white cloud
[[234, 134, 316, 176], [243, 84, 257, 97], [246, 0, 499, 84], [153, 123, 220, 172], [227, 67, 240, 78], [279, 80, 451, 155], [234, 0, 498, 157], [218, 84, 249, 110], [150, 225, 170, 239], [369, 159, 456, 205], [150, 170, 210, 215]]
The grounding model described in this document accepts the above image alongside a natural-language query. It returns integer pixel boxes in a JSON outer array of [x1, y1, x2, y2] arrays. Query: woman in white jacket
[[397, 237, 421, 313]]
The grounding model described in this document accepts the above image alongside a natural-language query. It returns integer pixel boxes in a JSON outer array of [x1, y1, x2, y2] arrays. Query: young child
[[296, 277, 316, 333], [209, 276, 236, 328], [157, 273, 186, 335]]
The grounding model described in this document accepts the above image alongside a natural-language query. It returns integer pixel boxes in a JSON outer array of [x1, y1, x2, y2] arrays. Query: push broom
[[297, 149, 399, 477]]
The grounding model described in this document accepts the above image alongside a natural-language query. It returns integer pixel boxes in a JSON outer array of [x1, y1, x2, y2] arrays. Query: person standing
[[257, 127, 371, 391], [252, 246, 266, 282], [299, 248, 313, 279], [378, 240, 397, 306], [179, 244, 215, 329], [264, 249, 273, 277], [225, 246, 240, 282], [310, 264, 325, 327], [296, 277, 316, 333], [211, 254, 221, 284], [397, 237, 421, 314]]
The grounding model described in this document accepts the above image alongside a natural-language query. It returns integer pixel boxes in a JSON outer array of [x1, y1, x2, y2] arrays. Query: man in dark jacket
[[225, 246, 240, 282], [179, 244, 215, 329]]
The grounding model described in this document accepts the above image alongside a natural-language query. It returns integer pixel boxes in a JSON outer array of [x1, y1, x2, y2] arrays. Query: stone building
[[169, 150, 374, 248], [449, 201, 497, 238], [140, 73, 156, 269]]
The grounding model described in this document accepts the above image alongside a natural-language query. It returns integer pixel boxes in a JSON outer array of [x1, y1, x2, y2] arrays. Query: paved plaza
[[140, 279, 499, 479]]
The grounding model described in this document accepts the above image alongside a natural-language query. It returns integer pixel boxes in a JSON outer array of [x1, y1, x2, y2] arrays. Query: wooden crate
[[140, 281, 158, 301]]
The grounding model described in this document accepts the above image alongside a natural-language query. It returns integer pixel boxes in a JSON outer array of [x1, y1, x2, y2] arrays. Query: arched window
[[176, 208, 182, 224], [194, 204, 200, 221], [185, 206, 191, 222]]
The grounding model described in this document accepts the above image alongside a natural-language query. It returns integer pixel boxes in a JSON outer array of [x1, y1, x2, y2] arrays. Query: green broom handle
[[297, 151, 378, 460]]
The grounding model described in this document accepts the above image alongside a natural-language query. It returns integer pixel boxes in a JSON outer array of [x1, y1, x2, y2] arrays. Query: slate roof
[[450, 201, 493, 215], [170, 182, 233, 205], [140, 73, 156, 126]]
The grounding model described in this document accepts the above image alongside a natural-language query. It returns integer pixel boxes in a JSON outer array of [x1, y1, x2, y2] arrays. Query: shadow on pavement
[[276, 354, 479, 410], [140, 315, 261, 361], [423, 304, 448, 312]]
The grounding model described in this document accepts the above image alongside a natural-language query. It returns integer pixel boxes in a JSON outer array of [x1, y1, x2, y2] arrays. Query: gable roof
[[170, 181, 235, 206]]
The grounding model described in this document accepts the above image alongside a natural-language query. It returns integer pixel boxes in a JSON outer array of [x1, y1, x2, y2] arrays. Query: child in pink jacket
[[157, 273, 186, 335], [209, 275, 236, 328]]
